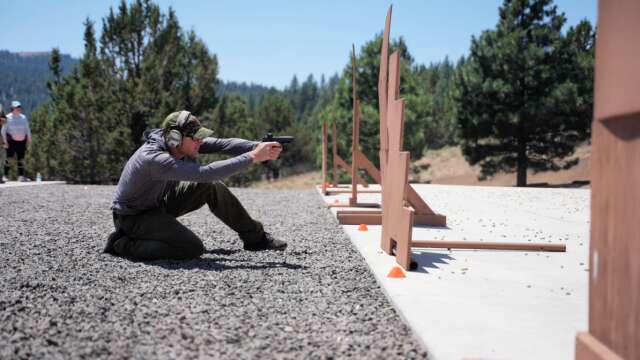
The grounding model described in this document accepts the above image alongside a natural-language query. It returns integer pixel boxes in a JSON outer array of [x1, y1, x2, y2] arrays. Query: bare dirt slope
[[414, 143, 591, 187], [253, 144, 591, 189]]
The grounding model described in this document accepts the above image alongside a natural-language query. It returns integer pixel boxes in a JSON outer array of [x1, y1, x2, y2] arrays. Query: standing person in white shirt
[[1, 101, 32, 182]]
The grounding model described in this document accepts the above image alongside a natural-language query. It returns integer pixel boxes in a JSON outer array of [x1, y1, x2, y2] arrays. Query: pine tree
[[27, 0, 220, 183], [456, 0, 594, 186], [328, 34, 423, 167]]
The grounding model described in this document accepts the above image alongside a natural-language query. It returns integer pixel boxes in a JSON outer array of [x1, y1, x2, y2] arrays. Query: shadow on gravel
[[411, 251, 455, 274], [204, 248, 242, 255], [142, 255, 307, 272]]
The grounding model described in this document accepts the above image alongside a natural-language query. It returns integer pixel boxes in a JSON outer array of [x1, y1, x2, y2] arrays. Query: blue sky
[[1, 0, 597, 89]]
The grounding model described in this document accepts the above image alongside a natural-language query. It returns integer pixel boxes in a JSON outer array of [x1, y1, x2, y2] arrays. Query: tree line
[[23, 0, 593, 186]]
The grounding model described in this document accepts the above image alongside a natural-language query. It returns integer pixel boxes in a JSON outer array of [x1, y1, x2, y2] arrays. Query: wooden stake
[[321, 120, 328, 194], [575, 1, 640, 359], [379, 42, 563, 271], [412, 240, 566, 252], [336, 6, 445, 225]]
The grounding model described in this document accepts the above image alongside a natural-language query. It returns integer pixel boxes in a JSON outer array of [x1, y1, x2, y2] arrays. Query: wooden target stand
[[320, 120, 328, 194], [328, 44, 382, 208], [574, 1, 639, 359], [319, 117, 380, 195], [336, 6, 446, 226], [379, 42, 565, 271]]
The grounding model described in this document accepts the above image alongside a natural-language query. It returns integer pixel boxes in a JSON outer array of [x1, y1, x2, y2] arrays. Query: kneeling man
[[105, 110, 286, 260]]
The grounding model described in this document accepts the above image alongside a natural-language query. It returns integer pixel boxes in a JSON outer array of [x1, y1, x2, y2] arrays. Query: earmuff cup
[[166, 128, 183, 147], [165, 111, 192, 148]]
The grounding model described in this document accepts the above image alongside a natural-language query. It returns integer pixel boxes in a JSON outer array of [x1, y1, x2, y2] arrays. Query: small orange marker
[[326, 199, 341, 206], [358, 224, 368, 231], [387, 266, 406, 278]]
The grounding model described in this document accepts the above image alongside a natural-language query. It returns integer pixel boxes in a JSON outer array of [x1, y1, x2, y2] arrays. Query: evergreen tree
[[298, 74, 319, 121], [198, 93, 264, 185], [327, 34, 424, 167], [255, 90, 311, 168], [413, 57, 459, 149], [27, 0, 219, 183], [27, 49, 64, 179], [203, 93, 254, 139], [256, 90, 295, 134], [456, 0, 594, 186]]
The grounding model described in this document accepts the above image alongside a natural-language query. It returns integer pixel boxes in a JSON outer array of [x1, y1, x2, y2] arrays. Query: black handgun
[[262, 133, 294, 145]]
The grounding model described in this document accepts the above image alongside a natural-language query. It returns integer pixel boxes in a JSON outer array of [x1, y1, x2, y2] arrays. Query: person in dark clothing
[[105, 110, 286, 260]]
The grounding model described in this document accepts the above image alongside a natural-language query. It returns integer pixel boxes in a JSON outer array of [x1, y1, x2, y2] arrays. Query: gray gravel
[[0, 185, 427, 359]]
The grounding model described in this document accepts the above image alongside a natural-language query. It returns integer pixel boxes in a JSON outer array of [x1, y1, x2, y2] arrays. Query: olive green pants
[[112, 181, 264, 260]]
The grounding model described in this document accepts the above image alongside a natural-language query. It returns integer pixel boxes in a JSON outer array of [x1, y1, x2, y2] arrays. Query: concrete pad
[[0, 180, 65, 188], [319, 184, 589, 360]]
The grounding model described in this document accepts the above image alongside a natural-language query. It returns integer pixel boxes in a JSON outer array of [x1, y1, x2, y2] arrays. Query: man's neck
[[168, 146, 185, 160]]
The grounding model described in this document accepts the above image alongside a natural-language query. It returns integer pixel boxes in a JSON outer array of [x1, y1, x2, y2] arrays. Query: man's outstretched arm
[[150, 142, 281, 182], [199, 137, 258, 156]]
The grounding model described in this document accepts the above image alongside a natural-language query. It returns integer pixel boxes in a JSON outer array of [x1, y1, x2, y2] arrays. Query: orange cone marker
[[358, 224, 368, 231], [327, 198, 342, 206], [387, 266, 406, 278]]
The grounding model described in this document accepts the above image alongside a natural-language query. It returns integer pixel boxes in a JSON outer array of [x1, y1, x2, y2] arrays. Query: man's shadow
[[142, 248, 307, 272]]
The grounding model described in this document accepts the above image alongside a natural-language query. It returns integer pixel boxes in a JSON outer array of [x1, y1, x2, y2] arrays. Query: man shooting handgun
[[105, 110, 290, 260]]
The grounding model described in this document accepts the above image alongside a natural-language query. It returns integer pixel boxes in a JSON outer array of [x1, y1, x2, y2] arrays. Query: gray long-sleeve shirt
[[112, 129, 258, 215]]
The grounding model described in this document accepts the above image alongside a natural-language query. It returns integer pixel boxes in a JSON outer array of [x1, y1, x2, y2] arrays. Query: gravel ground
[[0, 185, 427, 359]]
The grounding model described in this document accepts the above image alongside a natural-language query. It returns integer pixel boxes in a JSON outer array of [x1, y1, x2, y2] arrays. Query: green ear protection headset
[[166, 110, 193, 148]]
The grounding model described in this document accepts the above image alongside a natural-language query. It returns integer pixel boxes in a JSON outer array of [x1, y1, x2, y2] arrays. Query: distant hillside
[[0, 50, 78, 114]]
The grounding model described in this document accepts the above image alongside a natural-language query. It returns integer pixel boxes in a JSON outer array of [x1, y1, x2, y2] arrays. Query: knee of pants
[[210, 181, 232, 196], [201, 181, 227, 200], [206, 181, 224, 190]]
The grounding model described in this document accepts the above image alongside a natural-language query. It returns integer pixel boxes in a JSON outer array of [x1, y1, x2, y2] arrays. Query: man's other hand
[[249, 142, 282, 163]]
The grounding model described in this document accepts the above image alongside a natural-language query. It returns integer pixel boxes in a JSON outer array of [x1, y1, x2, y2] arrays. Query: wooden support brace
[[337, 210, 445, 226], [321, 120, 328, 194], [334, 155, 367, 186], [330, 201, 379, 209], [331, 120, 368, 188], [354, 151, 381, 184], [411, 240, 566, 252], [575, 332, 624, 360], [325, 187, 381, 194]]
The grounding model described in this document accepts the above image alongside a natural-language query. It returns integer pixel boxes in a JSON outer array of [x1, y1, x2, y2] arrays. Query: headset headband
[[176, 111, 192, 129]]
